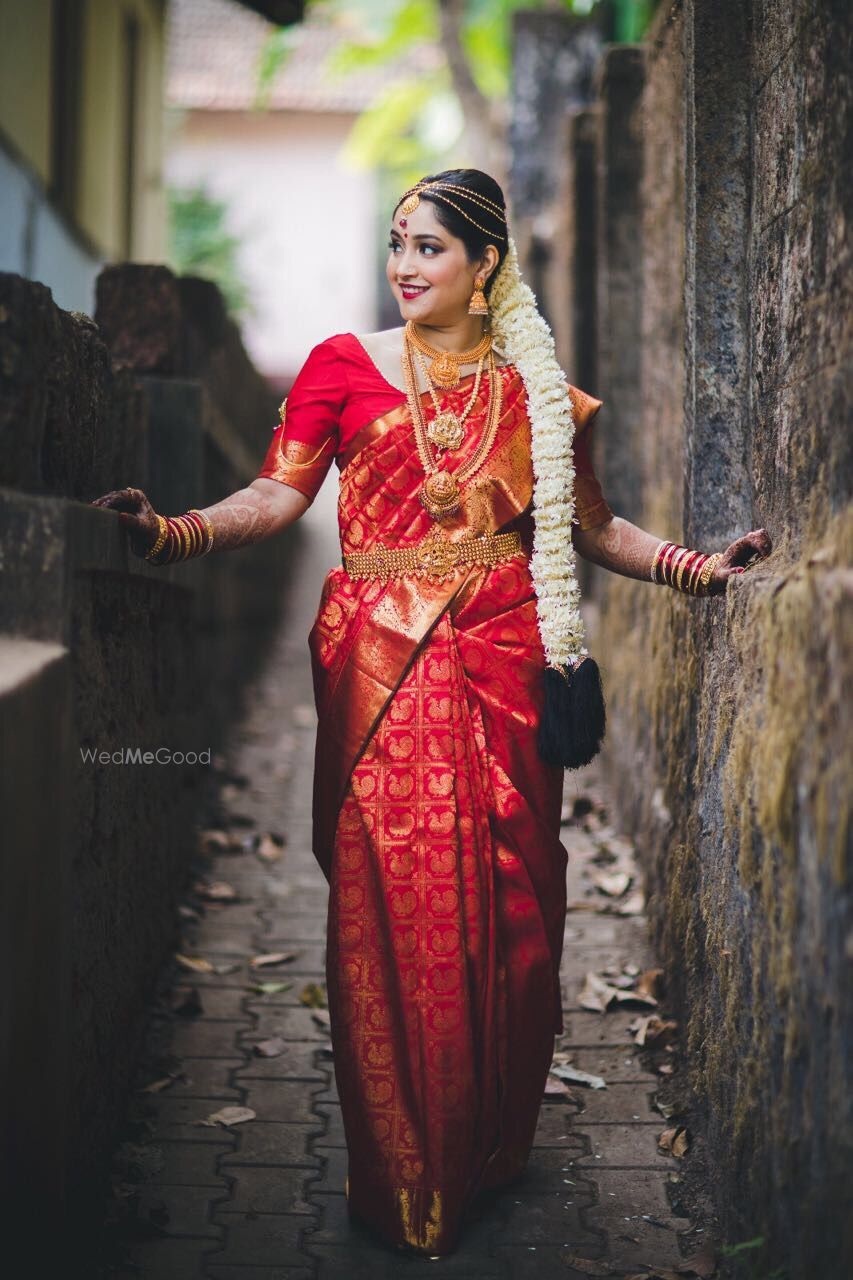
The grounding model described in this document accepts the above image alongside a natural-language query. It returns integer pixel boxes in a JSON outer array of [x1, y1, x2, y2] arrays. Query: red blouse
[[256, 332, 613, 529]]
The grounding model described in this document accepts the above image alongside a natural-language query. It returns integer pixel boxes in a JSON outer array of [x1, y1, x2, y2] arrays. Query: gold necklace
[[412, 345, 484, 451], [402, 337, 504, 521], [405, 319, 492, 389]]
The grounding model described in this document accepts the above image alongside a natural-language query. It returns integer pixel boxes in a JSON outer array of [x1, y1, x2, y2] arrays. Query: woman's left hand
[[707, 527, 773, 595]]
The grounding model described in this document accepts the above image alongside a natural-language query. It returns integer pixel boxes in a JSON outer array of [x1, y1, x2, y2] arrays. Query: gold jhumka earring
[[468, 274, 489, 316]]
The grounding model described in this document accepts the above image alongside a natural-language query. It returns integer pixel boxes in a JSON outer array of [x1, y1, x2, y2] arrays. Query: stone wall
[[513, 1, 852, 1274], [0, 265, 296, 1232]]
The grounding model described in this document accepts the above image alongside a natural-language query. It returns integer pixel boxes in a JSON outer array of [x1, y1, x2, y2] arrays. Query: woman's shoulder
[[568, 384, 604, 434]]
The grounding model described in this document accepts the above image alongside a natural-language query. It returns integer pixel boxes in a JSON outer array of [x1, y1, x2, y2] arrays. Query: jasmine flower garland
[[489, 238, 587, 669]]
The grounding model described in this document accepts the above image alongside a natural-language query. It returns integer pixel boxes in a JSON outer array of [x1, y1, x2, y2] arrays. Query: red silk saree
[[256, 333, 613, 1255]]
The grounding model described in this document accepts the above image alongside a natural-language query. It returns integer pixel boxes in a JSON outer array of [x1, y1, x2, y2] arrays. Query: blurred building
[[166, 0, 438, 384], [0, 0, 303, 314]]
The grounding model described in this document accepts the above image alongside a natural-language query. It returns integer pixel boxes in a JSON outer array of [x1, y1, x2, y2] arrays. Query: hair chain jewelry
[[398, 182, 508, 239]]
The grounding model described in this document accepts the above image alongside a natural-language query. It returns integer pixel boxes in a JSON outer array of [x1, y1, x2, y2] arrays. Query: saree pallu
[[268, 366, 610, 1255]]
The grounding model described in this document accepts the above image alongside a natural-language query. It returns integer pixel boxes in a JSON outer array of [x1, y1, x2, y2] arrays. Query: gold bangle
[[698, 552, 722, 594], [670, 547, 689, 590], [173, 515, 190, 561], [686, 553, 706, 595], [144, 514, 169, 562], [650, 540, 667, 584], [189, 508, 214, 553]]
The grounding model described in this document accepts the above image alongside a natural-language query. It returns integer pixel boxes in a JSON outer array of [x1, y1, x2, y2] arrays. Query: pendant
[[429, 351, 461, 389], [426, 411, 465, 451], [420, 470, 461, 520]]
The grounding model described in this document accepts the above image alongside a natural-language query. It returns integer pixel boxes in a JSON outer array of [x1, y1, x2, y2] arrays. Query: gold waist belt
[[342, 528, 524, 582]]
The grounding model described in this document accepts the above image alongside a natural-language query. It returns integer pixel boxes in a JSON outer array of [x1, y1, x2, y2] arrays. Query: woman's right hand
[[90, 486, 161, 558]]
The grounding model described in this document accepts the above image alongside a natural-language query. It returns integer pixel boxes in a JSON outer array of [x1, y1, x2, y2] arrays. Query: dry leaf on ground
[[250, 952, 297, 969], [561, 1255, 612, 1275], [579, 970, 620, 1012], [252, 1037, 287, 1058], [636, 967, 665, 999], [678, 1243, 717, 1276], [193, 880, 239, 902], [251, 981, 293, 996], [256, 833, 286, 863], [299, 982, 327, 1008], [139, 1074, 182, 1094], [631, 1014, 679, 1046], [658, 1124, 690, 1157], [200, 1106, 256, 1128], [591, 870, 633, 897], [175, 953, 215, 974], [550, 1063, 607, 1090], [197, 829, 239, 856], [612, 889, 646, 915], [544, 1074, 572, 1097]]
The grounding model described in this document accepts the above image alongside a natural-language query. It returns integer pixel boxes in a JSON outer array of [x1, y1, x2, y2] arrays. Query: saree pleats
[[308, 368, 569, 1254]]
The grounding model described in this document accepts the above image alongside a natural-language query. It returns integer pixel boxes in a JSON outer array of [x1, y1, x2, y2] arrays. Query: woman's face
[[386, 199, 493, 326]]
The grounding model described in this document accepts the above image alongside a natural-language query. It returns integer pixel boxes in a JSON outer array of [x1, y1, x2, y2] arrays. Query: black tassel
[[537, 656, 606, 769]]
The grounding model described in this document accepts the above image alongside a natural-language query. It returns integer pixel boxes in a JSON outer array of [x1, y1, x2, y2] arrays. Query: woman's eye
[[387, 241, 401, 252]]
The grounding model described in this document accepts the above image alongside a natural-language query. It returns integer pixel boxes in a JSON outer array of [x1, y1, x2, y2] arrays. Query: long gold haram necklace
[[405, 319, 492, 389], [412, 345, 484, 451], [402, 334, 504, 520]]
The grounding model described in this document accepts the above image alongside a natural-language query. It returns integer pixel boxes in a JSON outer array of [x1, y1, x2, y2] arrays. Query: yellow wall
[[77, 0, 165, 258], [0, 0, 54, 182], [0, 0, 165, 260]]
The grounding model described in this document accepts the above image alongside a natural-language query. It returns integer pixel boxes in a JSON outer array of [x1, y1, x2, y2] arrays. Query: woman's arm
[[90, 477, 310, 560], [573, 515, 772, 595], [193, 479, 310, 552]]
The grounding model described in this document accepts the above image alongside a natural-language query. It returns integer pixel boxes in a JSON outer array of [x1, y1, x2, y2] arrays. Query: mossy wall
[[575, 1, 851, 1274]]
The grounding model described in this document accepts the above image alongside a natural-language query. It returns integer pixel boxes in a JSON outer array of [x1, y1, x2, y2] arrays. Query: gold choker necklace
[[406, 320, 492, 389]]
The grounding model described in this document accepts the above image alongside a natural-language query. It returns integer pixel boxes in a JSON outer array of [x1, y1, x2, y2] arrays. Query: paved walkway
[[100, 483, 716, 1279]]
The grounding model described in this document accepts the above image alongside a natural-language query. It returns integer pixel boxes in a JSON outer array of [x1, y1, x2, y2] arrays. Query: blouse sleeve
[[255, 339, 346, 504], [568, 385, 615, 531]]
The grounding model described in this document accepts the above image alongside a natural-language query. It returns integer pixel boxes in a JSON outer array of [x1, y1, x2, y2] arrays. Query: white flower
[[490, 238, 585, 668]]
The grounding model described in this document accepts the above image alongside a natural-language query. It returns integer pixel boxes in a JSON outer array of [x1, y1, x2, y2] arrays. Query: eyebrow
[[389, 228, 443, 241]]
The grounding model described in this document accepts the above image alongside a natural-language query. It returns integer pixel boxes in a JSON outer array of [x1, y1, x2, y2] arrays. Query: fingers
[[723, 527, 772, 570], [90, 487, 147, 511]]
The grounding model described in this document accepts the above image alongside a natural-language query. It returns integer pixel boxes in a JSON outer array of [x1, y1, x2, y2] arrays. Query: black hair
[[393, 168, 508, 294]]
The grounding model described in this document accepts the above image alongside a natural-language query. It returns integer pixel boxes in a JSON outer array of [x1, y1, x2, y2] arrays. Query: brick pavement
[[99, 486, 715, 1279]]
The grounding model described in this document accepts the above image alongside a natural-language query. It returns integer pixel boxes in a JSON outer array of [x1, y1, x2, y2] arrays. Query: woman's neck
[[410, 317, 488, 352]]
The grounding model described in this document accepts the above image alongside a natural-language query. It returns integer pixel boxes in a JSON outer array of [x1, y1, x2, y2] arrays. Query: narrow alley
[[1, 3, 848, 1278]]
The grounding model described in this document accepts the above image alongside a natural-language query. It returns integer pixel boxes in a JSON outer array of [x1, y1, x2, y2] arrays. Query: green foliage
[[167, 185, 252, 319], [611, 0, 656, 42], [252, 0, 660, 184], [324, 0, 437, 75], [254, 22, 303, 109], [718, 1235, 789, 1280]]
